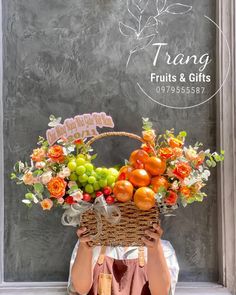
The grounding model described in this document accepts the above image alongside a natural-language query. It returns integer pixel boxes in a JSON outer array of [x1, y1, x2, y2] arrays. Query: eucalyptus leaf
[[178, 131, 187, 138], [32, 170, 44, 177], [195, 195, 204, 202], [25, 192, 35, 200], [211, 160, 216, 167], [10, 173, 17, 180], [186, 197, 196, 204], [33, 183, 44, 193], [36, 192, 44, 200], [206, 160, 212, 167]]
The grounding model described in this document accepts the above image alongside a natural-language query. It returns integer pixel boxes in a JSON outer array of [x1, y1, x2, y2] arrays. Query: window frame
[[0, 0, 235, 293]]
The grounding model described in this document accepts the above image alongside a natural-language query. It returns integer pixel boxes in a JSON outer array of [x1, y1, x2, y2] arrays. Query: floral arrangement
[[10, 115, 224, 220]]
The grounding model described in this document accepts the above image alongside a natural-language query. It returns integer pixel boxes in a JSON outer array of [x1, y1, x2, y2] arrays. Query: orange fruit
[[113, 180, 134, 202], [134, 187, 156, 211], [129, 149, 149, 168], [151, 176, 169, 193], [128, 169, 151, 187], [144, 157, 166, 176]]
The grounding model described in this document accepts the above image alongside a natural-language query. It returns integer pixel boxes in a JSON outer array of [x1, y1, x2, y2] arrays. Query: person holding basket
[[67, 222, 179, 295]]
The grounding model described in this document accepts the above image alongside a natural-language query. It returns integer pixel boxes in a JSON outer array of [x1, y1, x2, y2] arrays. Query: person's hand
[[76, 226, 94, 252], [141, 223, 163, 250]]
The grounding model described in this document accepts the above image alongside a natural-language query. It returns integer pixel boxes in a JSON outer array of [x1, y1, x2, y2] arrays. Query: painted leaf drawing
[[119, 22, 136, 37], [120, 0, 192, 67], [165, 3, 192, 14], [132, 34, 155, 52], [127, 0, 140, 21], [126, 34, 155, 67], [133, 0, 149, 12], [156, 0, 166, 13]]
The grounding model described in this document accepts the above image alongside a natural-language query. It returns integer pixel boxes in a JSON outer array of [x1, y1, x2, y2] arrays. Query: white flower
[[71, 190, 83, 201], [201, 170, 211, 180], [68, 181, 77, 188], [35, 161, 46, 169], [40, 171, 53, 185], [57, 167, 71, 178], [171, 181, 179, 190], [185, 148, 197, 161], [57, 197, 65, 204]]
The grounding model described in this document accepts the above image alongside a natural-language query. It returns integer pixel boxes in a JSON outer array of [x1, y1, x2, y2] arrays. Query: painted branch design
[[119, 0, 192, 67]]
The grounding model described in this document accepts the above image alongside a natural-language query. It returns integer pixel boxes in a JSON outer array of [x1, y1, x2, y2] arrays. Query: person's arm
[[71, 227, 94, 294], [142, 223, 171, 295]]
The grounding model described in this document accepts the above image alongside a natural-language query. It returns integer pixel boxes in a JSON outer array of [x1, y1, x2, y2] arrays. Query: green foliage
[[37, 136, 49, 148], [142, 117, 153, 131], [205, 150, 224, 168], [32, 170, 44, 177], [67, 185, 79, 195], [177, 131, 187, 139], [33, 183, 44, 193]]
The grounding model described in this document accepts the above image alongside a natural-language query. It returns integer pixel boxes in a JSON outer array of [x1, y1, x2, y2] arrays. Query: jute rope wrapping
[[63, 132, 160, 246]]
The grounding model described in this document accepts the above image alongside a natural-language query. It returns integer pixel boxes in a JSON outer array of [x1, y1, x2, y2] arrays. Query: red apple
[[103, 186, 112, 196], [95, 191, 103, 197], [106, 195, 115, 204], [83, 193, 92, 202]]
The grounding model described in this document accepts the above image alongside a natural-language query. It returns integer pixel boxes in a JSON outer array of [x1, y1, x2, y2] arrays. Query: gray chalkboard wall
[[3, 0, 217, 282]]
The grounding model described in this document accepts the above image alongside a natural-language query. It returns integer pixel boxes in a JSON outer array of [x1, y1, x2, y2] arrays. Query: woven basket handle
[[86, 131, 157, 156], [86, 132, 145, 145]]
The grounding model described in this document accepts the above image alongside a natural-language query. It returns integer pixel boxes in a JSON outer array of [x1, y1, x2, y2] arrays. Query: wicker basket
[[81, 131, 160, 247]]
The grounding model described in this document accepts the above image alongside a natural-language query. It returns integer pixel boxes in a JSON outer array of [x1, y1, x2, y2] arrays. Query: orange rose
[[47, 145, 65, 163], [185, 148, 197, 161], [168, 137, 183, 148], [47, 177, 67, 198], [193, 152, 205, 168], [179, 186, 191, 198], [142, 130, 156, 143], [164, 190, 178, 205], [40, 198, 53, 210], [159, 147, 174, 160], [173, 162, 192, 180], [31, 148, 46, 162]]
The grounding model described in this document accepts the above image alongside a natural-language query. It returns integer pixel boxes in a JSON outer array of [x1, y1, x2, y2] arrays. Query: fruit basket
[[10, 113, 224, 247], [62, 132, 160, 246], [76, 131, 160, 246]]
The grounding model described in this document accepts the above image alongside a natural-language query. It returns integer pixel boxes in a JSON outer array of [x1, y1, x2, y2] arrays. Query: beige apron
[[87, 246, 151, 295]]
